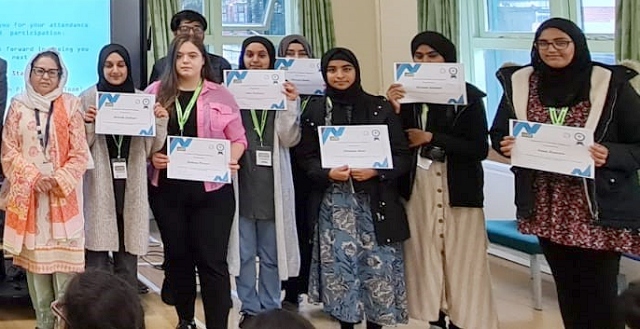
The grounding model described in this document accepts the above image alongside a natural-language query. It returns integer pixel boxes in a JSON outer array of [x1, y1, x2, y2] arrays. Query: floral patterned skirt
[[308, 183, 409, 325]]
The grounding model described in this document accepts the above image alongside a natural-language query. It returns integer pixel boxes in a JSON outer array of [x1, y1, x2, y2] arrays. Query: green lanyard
[[250, 110, 269, 146], [549, 107, 569, 126], [175, 81, 204, 135], [300, 97, 310, 114], [420, 104, 429, 129], [112, 135, 124, 159]]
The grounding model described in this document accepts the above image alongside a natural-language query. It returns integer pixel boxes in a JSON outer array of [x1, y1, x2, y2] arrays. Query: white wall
[[332, 0, 418, 95]]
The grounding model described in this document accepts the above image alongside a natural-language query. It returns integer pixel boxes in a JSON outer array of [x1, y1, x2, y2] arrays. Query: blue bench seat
[[486, 219, 544, 310]]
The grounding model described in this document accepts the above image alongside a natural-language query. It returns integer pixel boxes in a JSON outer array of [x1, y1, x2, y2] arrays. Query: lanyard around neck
[[250, 110, 269, 146], [420, 104, 429, 130], [300, 97, 310, 113], [112, 135, 124, 159], [548, 107, 569, 126], [175, 81, 203, 135], [35, 102, 54, 158]]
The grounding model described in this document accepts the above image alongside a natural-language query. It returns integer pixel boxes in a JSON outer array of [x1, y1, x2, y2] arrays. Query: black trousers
[[86, 213, 138, 289], [281, 204, 312, 302], [539, 238, 624, 329], [150, 182, 235, 329], [282, 163, 314, 301]]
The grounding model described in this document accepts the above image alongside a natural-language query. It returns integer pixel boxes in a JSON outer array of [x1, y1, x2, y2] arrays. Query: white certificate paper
[[509, 119, 595, 179], [393, 62, 467, 105], [275, 58, 325, 95], [166, 136, 231, 183], [318, 125, 394, 169], [224, 69, 287, 110], [95, 92, 156, 136]]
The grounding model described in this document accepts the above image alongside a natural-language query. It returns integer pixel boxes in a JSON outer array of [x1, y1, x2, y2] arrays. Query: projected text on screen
[[0, 0, 111, 105]]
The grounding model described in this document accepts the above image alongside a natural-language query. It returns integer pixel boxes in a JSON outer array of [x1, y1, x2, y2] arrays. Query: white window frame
[[192, 0, 299, 57], [460, 0, 616, 95]]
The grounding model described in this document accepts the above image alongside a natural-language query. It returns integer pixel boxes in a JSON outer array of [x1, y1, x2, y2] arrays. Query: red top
[[518, 74, 640, 254]]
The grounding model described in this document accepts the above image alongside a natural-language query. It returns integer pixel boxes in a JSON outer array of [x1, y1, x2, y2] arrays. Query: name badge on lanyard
[[35, 105, 54, 175], [111, 135, 128, 179], [251, 110, 272, 167]]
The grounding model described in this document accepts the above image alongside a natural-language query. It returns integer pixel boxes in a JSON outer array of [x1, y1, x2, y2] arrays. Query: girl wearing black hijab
[[79, 44, 168, 290], [386, 31, 497, 329], [233, 36, 302, 326], [296, 47, 411, 329], [490, 18, 640, 328]]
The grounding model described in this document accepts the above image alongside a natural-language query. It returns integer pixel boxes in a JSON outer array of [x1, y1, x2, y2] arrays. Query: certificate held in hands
[[509, 119, 595, 179], [167, 136, 232, 183], [95, 92, 156, 136], [319, 125, 394, 169], [394, 62, 467, 105], [224, 69, 287, 110], [275, 58, 325, 96]]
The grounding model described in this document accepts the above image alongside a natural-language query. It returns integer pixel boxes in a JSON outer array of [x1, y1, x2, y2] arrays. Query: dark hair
[[620, 282, 640, 329], [242, 309, 315, 329], [62, 271, 145, 329], [157, 34, 215, 110], [170, 10, 208, 32], [31, 51, 63, 78]]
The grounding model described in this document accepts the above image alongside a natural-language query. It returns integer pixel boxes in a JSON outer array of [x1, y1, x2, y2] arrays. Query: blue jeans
[[235, 216, 280, 315]]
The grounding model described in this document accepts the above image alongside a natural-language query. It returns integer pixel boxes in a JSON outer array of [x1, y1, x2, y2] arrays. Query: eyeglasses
[[32, 67, 60, 78], [51, 299, 69, 329], [535, 40, 573, 50], [178, 25, 204, 35]]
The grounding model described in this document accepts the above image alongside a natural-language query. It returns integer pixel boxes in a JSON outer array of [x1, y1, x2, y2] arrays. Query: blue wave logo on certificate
[[373, 157, 390, 169], [169, 137, 193, 153], [139, 126, 154, 136], [275, 58, 294, 70], [270, 100, 286, 110], [321, 127, 346, 144], [395, 63, 421, 80], [213, 172, 230, 183], [571, 165, 592, 178], [447, 95, 465, 104], [98, 93, 120, 109], [313, 89, 324, 95], [512, 121, 542, 138], [225, 71, 248, 86]]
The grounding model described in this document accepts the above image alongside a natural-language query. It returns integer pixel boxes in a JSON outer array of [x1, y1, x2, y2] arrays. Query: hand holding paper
[[509, 119, 595, 179], [393, 62, 467, 105], [224, 69, 288, 110]]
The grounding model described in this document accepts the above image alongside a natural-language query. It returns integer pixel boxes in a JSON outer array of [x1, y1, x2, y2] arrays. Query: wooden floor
[[1, 222, 565, 329], [0, 253, 564, 329]]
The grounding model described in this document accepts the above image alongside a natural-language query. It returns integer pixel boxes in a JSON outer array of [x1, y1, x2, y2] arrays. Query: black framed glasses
[[534, 40, 573, 50], [32, 67, 60, 78], [178, 25, 204, 36], [51, 299, 69, 329]]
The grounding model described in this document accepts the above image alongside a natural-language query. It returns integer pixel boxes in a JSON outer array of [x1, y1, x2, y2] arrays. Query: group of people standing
[[1, 9, 640, 329]]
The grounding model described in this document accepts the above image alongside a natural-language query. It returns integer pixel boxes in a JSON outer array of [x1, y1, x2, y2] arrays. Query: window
[[578, 0, 615, 34], [486, 0, 551, 33], [181, 0, 205, 14], [181, 0, 298, 67], [222, 0, 288, 36], [460, 0, 615, 126]]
